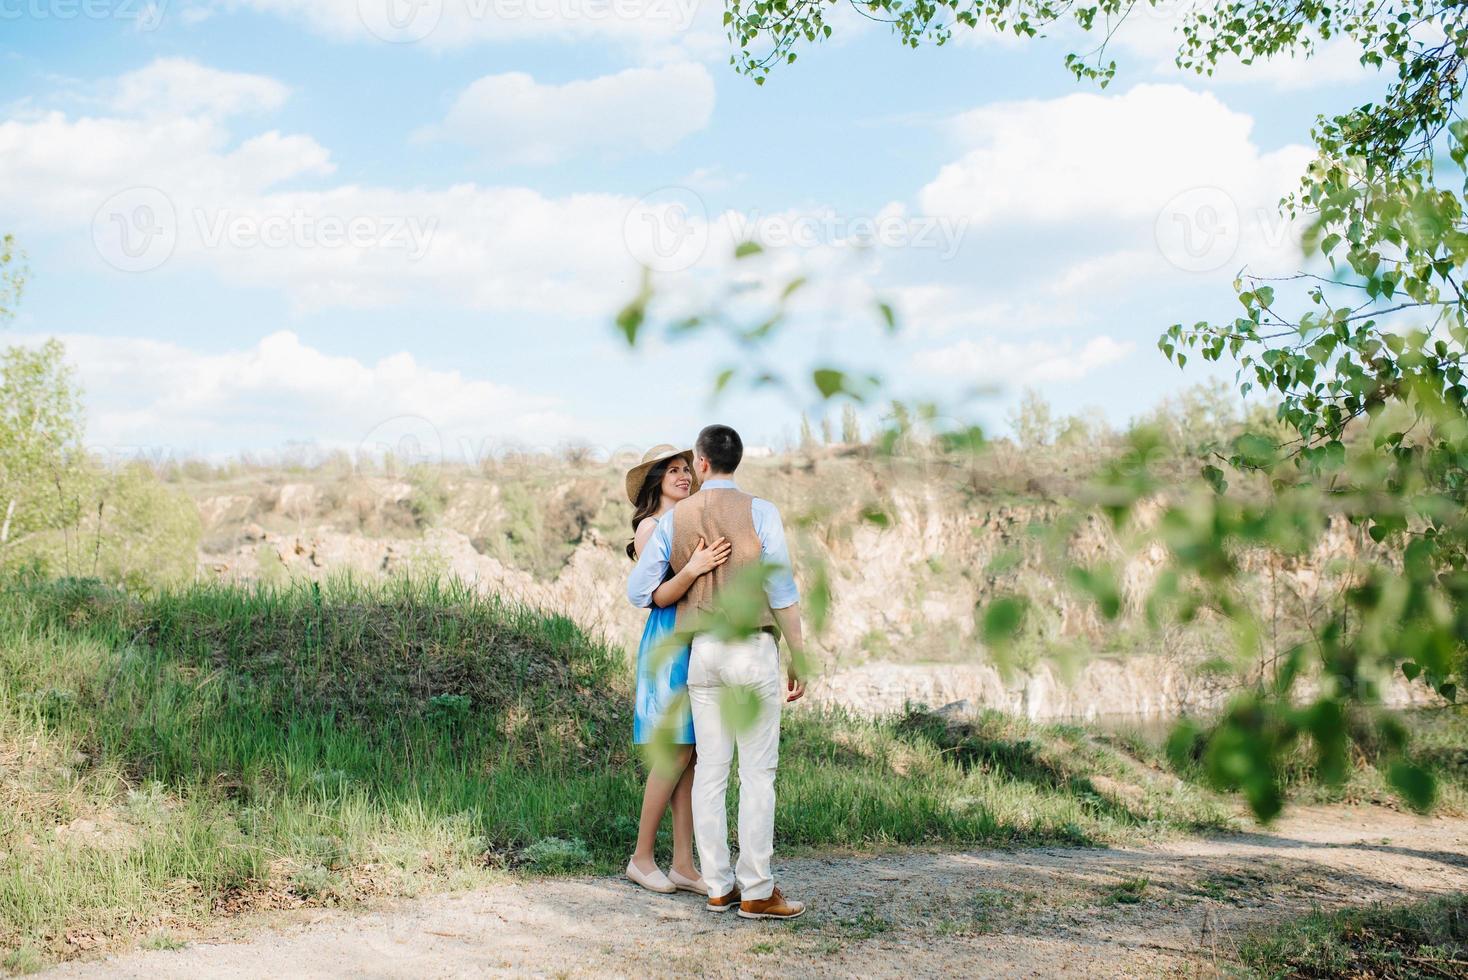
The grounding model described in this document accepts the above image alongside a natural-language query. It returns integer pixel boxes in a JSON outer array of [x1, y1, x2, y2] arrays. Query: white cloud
[[910, 335, 1135, 385], [419, 62, 714, 163], [0, 62, 675, 316], [110, 58, 291, 118], [215, 0, 723, 61], [919, 84, 1312, 277], [888, 246, 1160, 338], [1051, 248, 1161, 296], [679, 165, 745, 193], [0, 109, 334, 212], [19, 330, 586, 456], [888, 283, 1085, 337], [922, 84, 1306, 225], [1, 62, 893, 317]]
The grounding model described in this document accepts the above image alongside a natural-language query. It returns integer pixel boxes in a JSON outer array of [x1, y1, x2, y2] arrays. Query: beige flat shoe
[[668, 869, 707, 895], [626, 859, 676, 894]]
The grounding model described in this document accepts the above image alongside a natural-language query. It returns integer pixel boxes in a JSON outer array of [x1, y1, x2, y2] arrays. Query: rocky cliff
[[188, 454, 1424, 720]]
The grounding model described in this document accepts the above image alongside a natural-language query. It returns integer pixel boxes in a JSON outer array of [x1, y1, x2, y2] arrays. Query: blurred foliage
[[623, 2, 1468, 819], [0, 340, 83, 554], [0, 244, 200, 591], [1006, 389, 1056, 450], [0, 234, 24, 324]]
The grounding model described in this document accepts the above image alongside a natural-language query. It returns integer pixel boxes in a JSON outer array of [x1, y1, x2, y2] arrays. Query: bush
[[6, 461, 201, 590]]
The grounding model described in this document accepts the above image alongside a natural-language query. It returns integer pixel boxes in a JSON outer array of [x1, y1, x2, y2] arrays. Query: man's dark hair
[[696, 424, 743, 475]]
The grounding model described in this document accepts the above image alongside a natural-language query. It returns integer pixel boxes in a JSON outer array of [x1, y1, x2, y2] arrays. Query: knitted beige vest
[[668, 488, 775, 634]]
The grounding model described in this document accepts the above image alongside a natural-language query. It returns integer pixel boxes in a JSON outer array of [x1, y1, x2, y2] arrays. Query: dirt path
[[43, 806, 1468, 978]]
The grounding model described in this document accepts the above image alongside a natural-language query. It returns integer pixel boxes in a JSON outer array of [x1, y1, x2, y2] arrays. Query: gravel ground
[[42, 806, 1468, 979]]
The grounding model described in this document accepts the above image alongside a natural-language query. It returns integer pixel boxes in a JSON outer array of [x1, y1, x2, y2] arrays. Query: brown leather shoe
[[738, 887, 805, 920], [706, 887, 741, 913]]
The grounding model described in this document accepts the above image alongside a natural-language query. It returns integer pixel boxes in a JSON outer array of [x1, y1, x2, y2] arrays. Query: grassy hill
[[0, 575, 1241, 970]]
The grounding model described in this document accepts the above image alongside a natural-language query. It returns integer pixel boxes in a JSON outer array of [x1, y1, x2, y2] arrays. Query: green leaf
[[878, 301, 897, 333], [1067, 565, 1121, 620], [718, 685, 764, 735], [1387, 761, 1437, 813], [980, 597, 1026, 648], [614, 300, 644, 346], [806, 563, 832, 634], [734, 241, 763, 259], [860, 507, 891, 528], [813, 368, 846, 399]]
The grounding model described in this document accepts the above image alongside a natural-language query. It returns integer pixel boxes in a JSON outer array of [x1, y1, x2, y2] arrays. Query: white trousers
[[688, 630, 782, 902]]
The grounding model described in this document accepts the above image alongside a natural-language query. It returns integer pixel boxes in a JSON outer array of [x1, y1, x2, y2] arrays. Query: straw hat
[[625, 444, 698, 505]]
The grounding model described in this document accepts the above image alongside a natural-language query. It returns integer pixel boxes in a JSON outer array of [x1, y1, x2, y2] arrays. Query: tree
[[0, 340, 84, 560], [799, 412, 819, 452], [1007, 388, 1055, 449], [0, 237, 199, 588], [841, 403, 863, 444], [1055, 408, 1112, 447], [1132, 379, 1240, 454], [0, 235, 24, 323]]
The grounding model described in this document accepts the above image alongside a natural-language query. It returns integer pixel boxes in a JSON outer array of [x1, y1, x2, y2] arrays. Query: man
[[627, 423, 807, 921]]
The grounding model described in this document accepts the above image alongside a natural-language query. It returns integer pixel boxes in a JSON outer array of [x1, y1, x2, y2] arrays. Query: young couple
[[622, 424, 807, 921]]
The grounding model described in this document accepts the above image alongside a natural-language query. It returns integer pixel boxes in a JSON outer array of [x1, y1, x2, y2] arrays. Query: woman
[[623, 444, 731, 895]]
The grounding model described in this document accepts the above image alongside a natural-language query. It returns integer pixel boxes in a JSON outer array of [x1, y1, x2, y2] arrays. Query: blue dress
[[632, 540, 695, 744]]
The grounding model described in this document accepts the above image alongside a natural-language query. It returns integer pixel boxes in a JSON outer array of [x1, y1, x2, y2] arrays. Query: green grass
[[0, 575, 1235, 968], [1103, 707, 1468, 816], [1105, 876, 1149, 905], [1238, 894, 1468, 978]]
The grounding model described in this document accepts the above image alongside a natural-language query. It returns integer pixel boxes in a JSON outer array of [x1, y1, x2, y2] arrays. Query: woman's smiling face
[[661, 457, 693, 501]]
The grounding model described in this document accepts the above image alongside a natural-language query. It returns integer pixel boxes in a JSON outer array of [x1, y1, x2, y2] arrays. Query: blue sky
[[0, 0, 1385, 462]]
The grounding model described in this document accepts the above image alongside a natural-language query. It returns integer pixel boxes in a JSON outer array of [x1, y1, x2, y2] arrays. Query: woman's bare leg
[[669, 748, 698, 880], [630, 745, 693, 873]]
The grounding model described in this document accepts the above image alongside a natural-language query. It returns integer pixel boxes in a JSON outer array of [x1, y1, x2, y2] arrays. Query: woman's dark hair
[[627, 457, 673, 561]]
